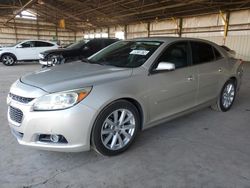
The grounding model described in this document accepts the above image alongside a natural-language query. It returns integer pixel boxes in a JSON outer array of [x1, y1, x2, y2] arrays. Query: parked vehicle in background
[[7, 37, 243, 156], [0, 40, 58, 66], [220, 45, 236, 58], [39, 38, 119, 67]]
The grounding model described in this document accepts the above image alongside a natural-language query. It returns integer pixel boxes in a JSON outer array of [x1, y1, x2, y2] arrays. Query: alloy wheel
[[101, 109, 136, 151], [2, 55, 14, 65], [222, 83, 235, 109]]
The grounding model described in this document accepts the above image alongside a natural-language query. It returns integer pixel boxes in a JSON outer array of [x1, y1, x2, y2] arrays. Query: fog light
[[50, 134, 60, 143]]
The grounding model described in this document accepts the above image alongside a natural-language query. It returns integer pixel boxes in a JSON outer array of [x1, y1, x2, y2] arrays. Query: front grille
[[9, 106, 23, 124], [9, 93, 34, 104]]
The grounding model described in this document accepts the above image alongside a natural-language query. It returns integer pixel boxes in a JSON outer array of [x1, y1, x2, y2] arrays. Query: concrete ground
[[0, 61, 250, 188]]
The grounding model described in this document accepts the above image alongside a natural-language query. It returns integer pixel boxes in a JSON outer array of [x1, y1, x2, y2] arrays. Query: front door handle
[[187, 76, 194, 81], [218, 68, 222, 72]]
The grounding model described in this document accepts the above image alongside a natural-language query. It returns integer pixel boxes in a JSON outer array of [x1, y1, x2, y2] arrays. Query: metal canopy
[[1, 0, 250, 31]]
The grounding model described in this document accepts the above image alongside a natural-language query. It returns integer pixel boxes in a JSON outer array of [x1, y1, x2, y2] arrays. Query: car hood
[[0, 47, 13, 51], [20, 61, 132, 93], [41, 48, 78, 56]]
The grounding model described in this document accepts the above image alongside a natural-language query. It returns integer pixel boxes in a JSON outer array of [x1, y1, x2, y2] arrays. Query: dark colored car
[[39, 38, 119, 67]]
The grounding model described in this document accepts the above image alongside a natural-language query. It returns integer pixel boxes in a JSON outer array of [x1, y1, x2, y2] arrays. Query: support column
[[36, 18, 40, 39], [147, 22, 150, 37], [73, 31, 76, 42], [107, 27, 110, 38], [13, 19, 18, 43], [124, 25, 127, 39], [178, 18, 183, 37], [55, 24, 58, 40], [220, 10, 230, 44]]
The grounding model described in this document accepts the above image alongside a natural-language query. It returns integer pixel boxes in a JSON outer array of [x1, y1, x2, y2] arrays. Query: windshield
[[67, 40, 89, 49], [88, 40, 162, 68]]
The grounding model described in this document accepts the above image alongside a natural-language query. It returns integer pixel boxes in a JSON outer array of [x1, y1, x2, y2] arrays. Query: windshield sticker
[[130, 50, 149, 55]]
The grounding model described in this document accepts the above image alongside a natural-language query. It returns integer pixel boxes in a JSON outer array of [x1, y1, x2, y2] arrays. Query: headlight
[[39, 53, 45, 59], [33, 87, 92, 111]]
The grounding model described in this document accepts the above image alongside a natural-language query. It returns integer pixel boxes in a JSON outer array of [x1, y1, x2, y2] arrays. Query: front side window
[[155, 41, 189, 69], [20, 41, 35, 48], [191, 41, 215, 65], [89, 41, 162, 68]]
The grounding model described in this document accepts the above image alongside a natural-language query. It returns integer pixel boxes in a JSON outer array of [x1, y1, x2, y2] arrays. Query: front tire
[[92, 100, 140, 156], [1, 54, 16, 66], [212, 79, 236, 112]]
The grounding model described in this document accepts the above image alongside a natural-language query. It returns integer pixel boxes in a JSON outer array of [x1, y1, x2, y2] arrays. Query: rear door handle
[[187, 76, 194, 81]]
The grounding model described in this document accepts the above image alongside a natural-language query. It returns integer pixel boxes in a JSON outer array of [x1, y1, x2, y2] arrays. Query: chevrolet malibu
[[7, 37, 243, 156]]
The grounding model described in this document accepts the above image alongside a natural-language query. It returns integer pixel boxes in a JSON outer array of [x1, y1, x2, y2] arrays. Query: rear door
[[148, 41, 197, 123], [34, 41, 57, 58], [190, 41, 224, 105]]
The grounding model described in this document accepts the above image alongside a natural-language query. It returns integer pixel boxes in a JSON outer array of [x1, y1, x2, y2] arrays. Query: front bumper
[[8, 96, 97, 152], [39, 59, 49, 65]]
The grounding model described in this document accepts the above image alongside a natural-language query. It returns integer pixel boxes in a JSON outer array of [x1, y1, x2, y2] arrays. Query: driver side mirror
[[16, 44, 23, 48], [155, 62, 175, 71], [83, 46, 89, 51]]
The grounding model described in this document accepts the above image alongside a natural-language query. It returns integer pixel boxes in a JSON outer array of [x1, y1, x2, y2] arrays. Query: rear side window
[[103, 39, 118, 47], [191, 41, 215, 65], [157, 41, 189, 69], [86, 40, 104, 50], [35, 41, 54, 47]]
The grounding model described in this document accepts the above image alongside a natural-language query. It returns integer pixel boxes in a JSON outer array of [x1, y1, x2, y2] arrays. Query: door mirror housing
[[16, 44, 23, 48], [83, 46, 89, 51], [155, 62, 175, 71]]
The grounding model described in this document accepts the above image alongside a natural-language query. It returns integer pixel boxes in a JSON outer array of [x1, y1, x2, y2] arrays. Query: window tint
[[35, 41, 54, 47], [213, 47, 223, 60], [157, 41, 189, 69], [103, 39, 118, 47], [89, 41, 162, 68], [21, 41, 34, 48], [191, 42, 215, 64], [86, 39, 104, 50]]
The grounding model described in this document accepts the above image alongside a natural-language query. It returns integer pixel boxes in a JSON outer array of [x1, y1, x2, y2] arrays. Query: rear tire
[[1, 54, 16, 66], [91, 100, 140, 156], [211, 79, 236, 112]]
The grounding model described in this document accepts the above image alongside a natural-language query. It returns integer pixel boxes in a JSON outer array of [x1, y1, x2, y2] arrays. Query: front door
[[15, 41, 36, 60], [147, 41, 197, 123]]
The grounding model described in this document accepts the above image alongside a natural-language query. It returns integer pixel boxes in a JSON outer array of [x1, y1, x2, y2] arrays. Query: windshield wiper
[[81, 58, 92, 64]]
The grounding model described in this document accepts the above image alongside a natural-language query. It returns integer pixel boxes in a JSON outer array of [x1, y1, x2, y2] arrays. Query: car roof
[[89, 38, 119, 41], [19, 39, 57, 44], [134, 36, 219, 44]]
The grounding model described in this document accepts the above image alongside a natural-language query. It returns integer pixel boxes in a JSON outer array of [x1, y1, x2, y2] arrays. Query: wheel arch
[[0, 52, 17, 61], [119, 97, 144, 131], [229, 76, 237, 86], [90, 97, 145, 143]]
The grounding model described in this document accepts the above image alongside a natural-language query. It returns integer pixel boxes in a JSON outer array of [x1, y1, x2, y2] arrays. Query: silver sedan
[[7, 37, 243, 156]]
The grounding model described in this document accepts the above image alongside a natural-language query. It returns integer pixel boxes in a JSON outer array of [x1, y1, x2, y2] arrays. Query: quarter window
[[213, 47, 223, 60], [156, 41, 189, 69], [191, 42, 215, 65]]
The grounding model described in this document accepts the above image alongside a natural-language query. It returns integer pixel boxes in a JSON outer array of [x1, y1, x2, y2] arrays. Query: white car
[[0, 40, 59, 66]]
